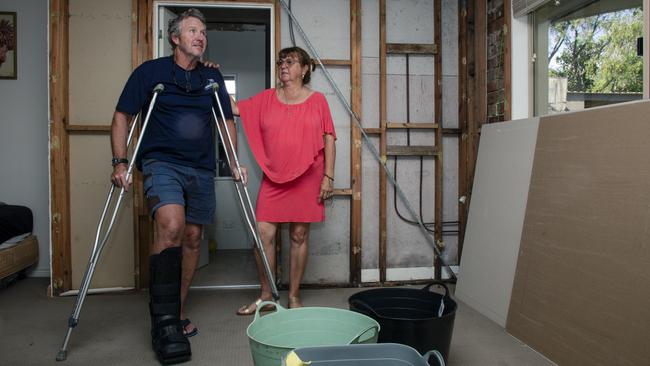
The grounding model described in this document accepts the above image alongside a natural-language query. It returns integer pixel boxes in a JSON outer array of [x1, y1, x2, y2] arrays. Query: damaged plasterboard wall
[[275, 0, 459, 284], [68, 0, 135, 289], [455, 117, 539, 327]]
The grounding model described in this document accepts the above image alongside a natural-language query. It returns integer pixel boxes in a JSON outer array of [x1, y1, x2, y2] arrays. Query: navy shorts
[[142, 159, 216, 225]]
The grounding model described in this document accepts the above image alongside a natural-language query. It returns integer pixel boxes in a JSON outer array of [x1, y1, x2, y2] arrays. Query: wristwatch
[[111, 157, 129, 167]]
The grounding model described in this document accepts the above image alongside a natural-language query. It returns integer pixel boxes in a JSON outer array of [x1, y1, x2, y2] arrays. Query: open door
[[153, 3, 274, 288]]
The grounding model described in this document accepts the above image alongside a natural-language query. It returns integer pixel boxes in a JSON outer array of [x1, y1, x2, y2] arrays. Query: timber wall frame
[[50, 0, 71, 294], [376, 0, 444, 282], [49, 0, 502, 294], [458, 0, 511, 259]]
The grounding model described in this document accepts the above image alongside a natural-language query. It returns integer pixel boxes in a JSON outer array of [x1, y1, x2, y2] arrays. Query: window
[[533, 0, 643, 116], [224, 77, 237, 99], [216, 75, 237, 177]]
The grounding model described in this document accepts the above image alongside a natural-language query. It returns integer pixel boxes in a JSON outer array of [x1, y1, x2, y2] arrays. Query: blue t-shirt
[[116, 56, 233, 171]]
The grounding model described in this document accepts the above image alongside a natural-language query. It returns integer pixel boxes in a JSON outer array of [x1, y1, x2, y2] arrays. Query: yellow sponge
[[284, 351, 311, 366]]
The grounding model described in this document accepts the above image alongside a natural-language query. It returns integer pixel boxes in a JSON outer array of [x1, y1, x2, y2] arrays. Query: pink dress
[[238, 89, 336, 222]]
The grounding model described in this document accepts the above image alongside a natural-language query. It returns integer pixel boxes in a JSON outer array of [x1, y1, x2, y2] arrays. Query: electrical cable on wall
[[391, 54, 459, 236], [392, 157, 459, 235]]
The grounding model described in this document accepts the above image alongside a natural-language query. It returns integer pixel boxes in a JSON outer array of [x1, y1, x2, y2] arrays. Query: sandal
[[236, 298, 276, 316], [180, 318, 198, 338], [288, 296, 303, 309]]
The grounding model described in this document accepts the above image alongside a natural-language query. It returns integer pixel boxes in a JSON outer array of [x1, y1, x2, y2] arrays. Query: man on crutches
[[110, 8, 242, 364]]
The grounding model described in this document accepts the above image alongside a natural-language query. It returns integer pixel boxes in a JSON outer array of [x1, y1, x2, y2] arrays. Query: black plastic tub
[[348, 281, 456, 363]]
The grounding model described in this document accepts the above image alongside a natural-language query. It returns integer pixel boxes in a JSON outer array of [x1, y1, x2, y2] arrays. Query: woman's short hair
[[278, 46, 317, 84], [167, 8, 206, 49]]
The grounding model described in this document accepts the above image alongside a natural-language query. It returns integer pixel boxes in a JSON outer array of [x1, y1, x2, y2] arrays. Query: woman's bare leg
[[288, 222, 310, 307], [237, 221, 277, 314], [254, 221, 278, 299]]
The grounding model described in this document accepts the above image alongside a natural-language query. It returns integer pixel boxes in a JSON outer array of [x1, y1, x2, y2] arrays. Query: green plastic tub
[[246, 301, 380, 366]]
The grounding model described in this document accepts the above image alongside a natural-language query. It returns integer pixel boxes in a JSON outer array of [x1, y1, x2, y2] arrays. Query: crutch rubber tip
[[56, 350, 67, 361]]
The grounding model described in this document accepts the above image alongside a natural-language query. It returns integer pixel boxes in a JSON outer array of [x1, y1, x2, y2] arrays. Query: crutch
[[56, 83, 165, 362], [210, 83, 280, 302]]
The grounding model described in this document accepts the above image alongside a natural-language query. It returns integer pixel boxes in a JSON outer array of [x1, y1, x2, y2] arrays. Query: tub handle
[[422, 281, 449, 317], [422, 281, 450, 297], [349, 298, 382, 318], [253, 300, 284, 321], [423, 350, 446, 366], [347, 324, 379, 344]]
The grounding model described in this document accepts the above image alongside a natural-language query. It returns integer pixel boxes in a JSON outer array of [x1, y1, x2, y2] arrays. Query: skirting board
[[361, 266, 459, 283], [27, 268, 50, 277], [59, 286, 135, 296]]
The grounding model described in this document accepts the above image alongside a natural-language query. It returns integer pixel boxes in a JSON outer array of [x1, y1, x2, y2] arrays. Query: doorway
[[154, 3, 274, 288]]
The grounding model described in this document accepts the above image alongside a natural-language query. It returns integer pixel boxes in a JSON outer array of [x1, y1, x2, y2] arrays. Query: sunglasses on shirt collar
[[171, 62, 206, 93]]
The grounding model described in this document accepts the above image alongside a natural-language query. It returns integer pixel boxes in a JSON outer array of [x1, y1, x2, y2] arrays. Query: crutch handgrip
[[123, 83, 164, 184], [153, 83, 165, 93]]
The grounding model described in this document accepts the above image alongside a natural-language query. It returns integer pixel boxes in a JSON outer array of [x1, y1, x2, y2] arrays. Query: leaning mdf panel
[[455, 117, 540, 327], [507, 100, 650, 366]]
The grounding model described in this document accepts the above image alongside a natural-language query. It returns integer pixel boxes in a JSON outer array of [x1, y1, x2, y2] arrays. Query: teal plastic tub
[[247, 301, 380, 366]]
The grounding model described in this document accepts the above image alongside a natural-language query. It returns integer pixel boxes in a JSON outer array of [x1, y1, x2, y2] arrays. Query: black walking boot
[[149, 246, 191, 364]]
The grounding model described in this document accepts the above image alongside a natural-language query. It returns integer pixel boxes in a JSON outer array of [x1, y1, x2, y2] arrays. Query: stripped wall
[[279, 0, 353, 283], [362, 0, 459, 282], [44, 0, 460, 287], [277, 0, 460, 283]]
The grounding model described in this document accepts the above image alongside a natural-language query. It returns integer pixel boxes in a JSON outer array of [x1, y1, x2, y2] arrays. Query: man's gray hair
[[167, 8, 206, 49]]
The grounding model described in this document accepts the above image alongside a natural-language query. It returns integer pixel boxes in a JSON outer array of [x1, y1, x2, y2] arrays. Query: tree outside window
[[534, 1, 643, 115]]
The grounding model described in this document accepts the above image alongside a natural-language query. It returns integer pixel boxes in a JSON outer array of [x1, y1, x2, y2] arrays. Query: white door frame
[[153, 1, 275, 84]]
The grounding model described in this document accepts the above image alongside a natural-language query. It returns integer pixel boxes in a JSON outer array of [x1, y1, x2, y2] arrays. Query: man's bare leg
[[179, 223, 202, 335]]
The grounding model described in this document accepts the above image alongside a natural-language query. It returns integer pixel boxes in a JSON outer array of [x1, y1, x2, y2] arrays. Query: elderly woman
[[231, 46, 336, 313]]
